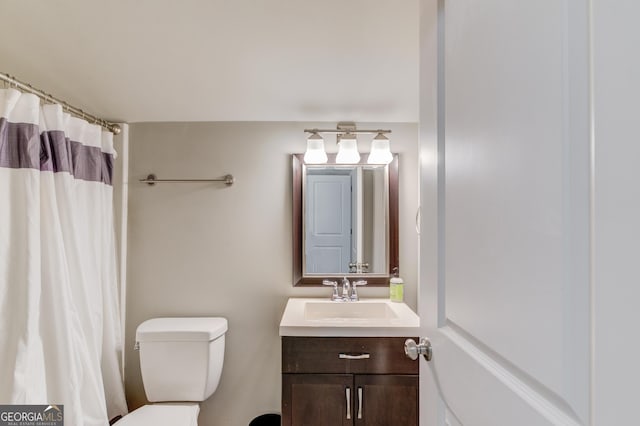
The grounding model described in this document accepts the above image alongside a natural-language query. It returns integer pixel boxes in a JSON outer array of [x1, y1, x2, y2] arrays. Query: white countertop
[[279, 298, 420, 337]]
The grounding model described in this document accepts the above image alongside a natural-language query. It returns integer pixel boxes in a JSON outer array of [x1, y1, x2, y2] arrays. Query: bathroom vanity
[[279, 298, 420, 426], [282, 336, 418, 425]]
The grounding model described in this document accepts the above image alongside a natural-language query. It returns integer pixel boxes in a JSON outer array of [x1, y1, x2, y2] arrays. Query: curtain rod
[[0, 72, 121, 135]]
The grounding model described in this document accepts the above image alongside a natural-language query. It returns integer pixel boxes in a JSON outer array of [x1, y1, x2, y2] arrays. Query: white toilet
[[117, 317, 228, 426]]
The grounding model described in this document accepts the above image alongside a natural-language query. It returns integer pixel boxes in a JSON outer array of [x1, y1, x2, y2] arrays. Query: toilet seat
[[115, 403, 199, 426]]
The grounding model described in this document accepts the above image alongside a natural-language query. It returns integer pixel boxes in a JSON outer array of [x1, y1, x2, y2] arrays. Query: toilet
[[117, 317, 228, 426]]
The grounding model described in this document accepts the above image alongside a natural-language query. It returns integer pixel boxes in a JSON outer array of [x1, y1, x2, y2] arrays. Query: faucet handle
[[350, 280, 368, 302], [323, 280, 341, 301]]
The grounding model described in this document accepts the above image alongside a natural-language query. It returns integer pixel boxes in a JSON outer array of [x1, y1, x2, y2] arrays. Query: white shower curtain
[[0, 88, 127, 425]]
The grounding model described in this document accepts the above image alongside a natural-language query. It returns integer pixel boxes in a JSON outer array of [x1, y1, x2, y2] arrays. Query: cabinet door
[[282, 374, 354, 426], [354, 375, 418, 426]]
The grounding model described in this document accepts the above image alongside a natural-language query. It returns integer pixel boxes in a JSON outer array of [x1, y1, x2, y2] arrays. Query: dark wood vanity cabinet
[[283, 374, 354, 426], [282, 337, 419, 426]]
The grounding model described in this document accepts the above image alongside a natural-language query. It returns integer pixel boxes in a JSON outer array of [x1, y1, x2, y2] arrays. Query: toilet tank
[[136, 317, 228, 402]]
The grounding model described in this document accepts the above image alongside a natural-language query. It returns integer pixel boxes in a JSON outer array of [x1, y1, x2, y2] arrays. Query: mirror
[[305, 166, 387, 274], [292, 154, 398, 286]]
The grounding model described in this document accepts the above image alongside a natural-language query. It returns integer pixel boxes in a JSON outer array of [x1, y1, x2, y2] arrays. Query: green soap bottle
[[389, 267, 404, 302]]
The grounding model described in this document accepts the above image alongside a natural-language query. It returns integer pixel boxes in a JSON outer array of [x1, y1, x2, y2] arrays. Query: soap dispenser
[[389, 267, 404, 303]]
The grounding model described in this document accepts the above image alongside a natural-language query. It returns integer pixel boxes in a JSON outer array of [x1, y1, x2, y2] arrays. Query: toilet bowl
[[116, 317, 228, 425]]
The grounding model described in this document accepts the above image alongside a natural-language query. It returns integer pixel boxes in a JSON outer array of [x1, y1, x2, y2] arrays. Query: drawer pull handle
[[357, 387, 363, 419], [339, 353, 370, 360], [346, 387, 351, 419]]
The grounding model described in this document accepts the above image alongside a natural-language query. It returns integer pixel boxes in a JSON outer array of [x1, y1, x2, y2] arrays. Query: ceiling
[[0, 0, 419, 124]]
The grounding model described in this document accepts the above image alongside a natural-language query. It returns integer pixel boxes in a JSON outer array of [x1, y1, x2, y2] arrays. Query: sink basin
[[304, 302, 398, 320], [279, 298, 420, 337]]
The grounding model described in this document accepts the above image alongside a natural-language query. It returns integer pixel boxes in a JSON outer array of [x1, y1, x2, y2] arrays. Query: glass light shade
[[336, 135, 360, 164], [367, 133, 393, 164], [304, 133, 328, 164]]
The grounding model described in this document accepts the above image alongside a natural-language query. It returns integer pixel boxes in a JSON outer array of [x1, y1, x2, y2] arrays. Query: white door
[[306, 173, 352, 274], [418, 0, 592, 425]]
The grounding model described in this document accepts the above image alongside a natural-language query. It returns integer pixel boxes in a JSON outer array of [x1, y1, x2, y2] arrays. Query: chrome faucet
[[324, 277, 368, 301], [341, 277, 351, 301]]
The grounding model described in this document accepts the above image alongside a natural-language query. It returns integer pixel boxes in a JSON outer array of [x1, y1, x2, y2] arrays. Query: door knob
[[404, 337, 432, 361]]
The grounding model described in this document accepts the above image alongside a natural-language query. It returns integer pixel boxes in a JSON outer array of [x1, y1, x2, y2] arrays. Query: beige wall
[[124, 121, 419, 426]]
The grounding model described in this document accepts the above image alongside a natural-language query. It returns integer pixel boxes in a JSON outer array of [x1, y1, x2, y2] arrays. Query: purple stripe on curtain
[[102, 152, 113, 186], [69, 140, 113, 186], [0, 117, 40, 169], [40, 130, 72, 174], [0, 118, 114, 186]]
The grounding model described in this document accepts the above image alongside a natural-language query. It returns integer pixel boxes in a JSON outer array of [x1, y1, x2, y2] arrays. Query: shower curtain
[[0, 88, 127, 425]]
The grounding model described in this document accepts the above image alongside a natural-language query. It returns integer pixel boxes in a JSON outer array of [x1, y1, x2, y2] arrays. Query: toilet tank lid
[[136, 317, 228, 342]]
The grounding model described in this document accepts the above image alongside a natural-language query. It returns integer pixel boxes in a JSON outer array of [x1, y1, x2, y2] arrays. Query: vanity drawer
[[282, 336, 418, 375]]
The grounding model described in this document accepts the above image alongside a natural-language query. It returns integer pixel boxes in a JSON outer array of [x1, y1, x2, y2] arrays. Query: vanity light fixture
[[302, 122, 393, 164]]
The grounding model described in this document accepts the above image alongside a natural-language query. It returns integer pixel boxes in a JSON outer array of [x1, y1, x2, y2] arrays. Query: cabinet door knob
[[404, 337, 433, 361], [357, 387, 363, 419]]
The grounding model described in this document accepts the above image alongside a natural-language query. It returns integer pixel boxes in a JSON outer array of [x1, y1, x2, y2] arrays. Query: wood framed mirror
[[292, 153, 399, 286]]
